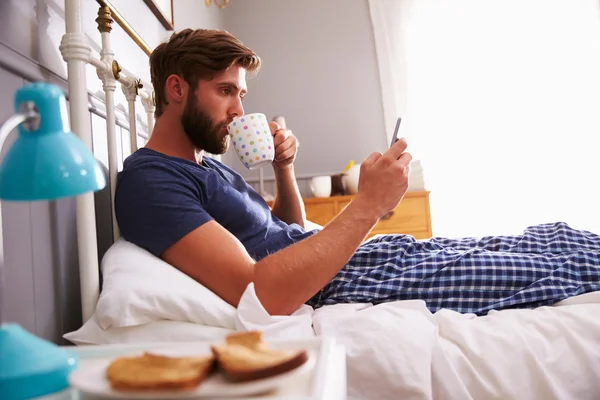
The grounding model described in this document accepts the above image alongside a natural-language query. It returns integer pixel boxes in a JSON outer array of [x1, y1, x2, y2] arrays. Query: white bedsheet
[[66, 287, 600, 400]]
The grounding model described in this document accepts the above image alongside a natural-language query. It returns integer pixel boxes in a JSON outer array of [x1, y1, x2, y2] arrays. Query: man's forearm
[[253, 197, 378, 315], [270, 165, 306, 227]]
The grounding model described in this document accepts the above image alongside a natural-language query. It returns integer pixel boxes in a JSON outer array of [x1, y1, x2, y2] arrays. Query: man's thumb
[[268, 121, 280, 135]]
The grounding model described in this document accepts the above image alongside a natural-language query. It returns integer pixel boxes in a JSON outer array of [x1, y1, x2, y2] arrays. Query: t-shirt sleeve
[[115, 162, 213, 256]]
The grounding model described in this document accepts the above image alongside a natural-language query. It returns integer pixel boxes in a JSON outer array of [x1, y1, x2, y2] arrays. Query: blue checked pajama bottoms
[[306, 222, 600, 315]]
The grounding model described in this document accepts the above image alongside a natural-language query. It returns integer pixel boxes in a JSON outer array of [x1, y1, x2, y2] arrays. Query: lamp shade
[[0, 82, 106, 201], [0, 324, 78, 400]]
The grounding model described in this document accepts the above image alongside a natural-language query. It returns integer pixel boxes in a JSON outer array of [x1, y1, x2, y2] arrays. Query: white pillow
[[64, 313, 234, 346], [96, 238, 237, 330]]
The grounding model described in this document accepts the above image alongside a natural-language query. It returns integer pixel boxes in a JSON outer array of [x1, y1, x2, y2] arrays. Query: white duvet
[[67, 287, 600, 400], [236, 287, 600, 400]]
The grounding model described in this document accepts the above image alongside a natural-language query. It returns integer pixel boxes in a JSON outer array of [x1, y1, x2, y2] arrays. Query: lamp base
[[0, 323, 78, 400]]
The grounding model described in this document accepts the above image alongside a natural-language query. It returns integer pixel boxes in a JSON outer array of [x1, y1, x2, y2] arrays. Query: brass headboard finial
[[96, 6, 113, 33], [206, 0, 230, 9], [135, 79, 143, 95], [95, 0, 152, 56], [111, 60, 122, 80]]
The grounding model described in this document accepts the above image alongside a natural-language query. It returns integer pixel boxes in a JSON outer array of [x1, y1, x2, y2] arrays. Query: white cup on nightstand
[[310, 176, 332, 198]]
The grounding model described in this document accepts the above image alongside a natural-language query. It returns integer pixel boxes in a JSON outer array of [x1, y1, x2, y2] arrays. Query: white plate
[[68, 349, 315, 399]]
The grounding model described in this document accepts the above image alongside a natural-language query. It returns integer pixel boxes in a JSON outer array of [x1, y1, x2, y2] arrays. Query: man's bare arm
[[268, 121, 305, 227], [270, 164, 306, 228], [162, 196, 378, 315], [162, 139, 412, 315]]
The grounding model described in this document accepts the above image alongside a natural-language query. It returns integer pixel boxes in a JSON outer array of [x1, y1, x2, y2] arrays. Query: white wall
[[175, 0, 226, 30], [220, 0, 387, 182]]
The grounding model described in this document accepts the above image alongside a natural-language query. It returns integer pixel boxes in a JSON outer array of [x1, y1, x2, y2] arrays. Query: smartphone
[[390, 117, 402, 148]]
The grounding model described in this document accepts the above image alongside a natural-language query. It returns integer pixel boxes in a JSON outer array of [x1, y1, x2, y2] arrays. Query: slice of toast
[[106, 352, 215, 391], [212, 331, 308, 382], [224, 330, 266, 349]]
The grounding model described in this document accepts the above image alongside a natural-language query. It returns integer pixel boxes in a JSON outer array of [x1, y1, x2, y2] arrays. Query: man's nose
[[230, 99, 244, 118]]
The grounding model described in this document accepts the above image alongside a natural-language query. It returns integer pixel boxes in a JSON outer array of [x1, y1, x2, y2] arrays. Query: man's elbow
[[253, 286, 298, 316], [251, 262, 303, 315], [262, 299, 299, 316]]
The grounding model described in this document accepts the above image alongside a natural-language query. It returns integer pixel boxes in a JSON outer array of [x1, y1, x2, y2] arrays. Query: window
[[371, 0, 600, 237]]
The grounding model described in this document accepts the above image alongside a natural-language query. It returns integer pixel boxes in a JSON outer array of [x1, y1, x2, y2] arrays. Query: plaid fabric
[[306, 222, 600, 315]]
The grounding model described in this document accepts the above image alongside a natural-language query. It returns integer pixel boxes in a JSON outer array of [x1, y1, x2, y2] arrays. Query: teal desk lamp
[[0, 82, 106, 399]]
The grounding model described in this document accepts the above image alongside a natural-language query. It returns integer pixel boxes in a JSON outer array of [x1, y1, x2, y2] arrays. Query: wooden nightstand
[[271, 191, 433, 239]]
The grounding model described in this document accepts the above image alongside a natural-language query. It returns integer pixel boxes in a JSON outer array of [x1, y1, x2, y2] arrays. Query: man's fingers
[[396, 151, 413, 168], [386, 137, 409, 160], [275, 146, 296, 162], [362, 152, 383, 169], [274, 134, 293, 151], [272, 129, 291, 147], [275, 139, 295, 158]]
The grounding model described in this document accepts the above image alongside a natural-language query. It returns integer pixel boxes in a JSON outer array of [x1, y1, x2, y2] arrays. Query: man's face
[[181, 65, 247, 154]]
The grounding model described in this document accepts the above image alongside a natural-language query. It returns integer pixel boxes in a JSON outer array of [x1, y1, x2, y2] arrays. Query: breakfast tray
[[53, 336, 345, 399]]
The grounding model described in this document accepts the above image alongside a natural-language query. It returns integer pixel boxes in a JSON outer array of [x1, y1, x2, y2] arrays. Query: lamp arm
[[0, 105, 38, 325], [0, 114, 26, 326], [0, 114, 26, 153], [0, 103, 39, 152]]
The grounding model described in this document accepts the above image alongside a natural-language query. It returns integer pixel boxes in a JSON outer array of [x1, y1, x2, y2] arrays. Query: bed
[[59, 1, 600, 399]]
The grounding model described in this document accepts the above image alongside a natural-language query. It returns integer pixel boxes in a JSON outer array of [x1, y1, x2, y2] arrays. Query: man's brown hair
[[150, 29, 261, 117]]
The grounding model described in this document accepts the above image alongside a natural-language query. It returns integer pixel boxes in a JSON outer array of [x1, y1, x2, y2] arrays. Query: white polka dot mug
[[227, 113, 274, 169]]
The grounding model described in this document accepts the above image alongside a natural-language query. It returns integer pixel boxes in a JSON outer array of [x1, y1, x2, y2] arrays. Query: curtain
[[368, 0, 600, 238]]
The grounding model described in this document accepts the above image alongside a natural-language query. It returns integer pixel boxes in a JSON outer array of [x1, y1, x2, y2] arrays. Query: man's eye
[[240, 95, 245, 102], [221, 88, 231, 95]]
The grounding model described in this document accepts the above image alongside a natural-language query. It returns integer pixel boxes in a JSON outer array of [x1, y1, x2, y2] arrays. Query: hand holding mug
[[268, 121, 299, 170]]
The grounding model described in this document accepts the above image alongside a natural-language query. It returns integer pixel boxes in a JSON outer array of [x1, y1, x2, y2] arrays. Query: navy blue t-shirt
[[115, 148, 316, 260]]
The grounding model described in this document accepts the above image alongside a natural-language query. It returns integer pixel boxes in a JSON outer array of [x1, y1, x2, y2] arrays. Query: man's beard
[[181, 96, 229, 154]]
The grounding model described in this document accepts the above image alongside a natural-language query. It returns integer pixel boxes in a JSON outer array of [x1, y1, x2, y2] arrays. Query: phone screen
[[390, 117, 402, 148]]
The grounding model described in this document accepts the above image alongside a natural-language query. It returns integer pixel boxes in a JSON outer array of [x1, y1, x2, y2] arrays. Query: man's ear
[[165, 74, 189, 105]]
